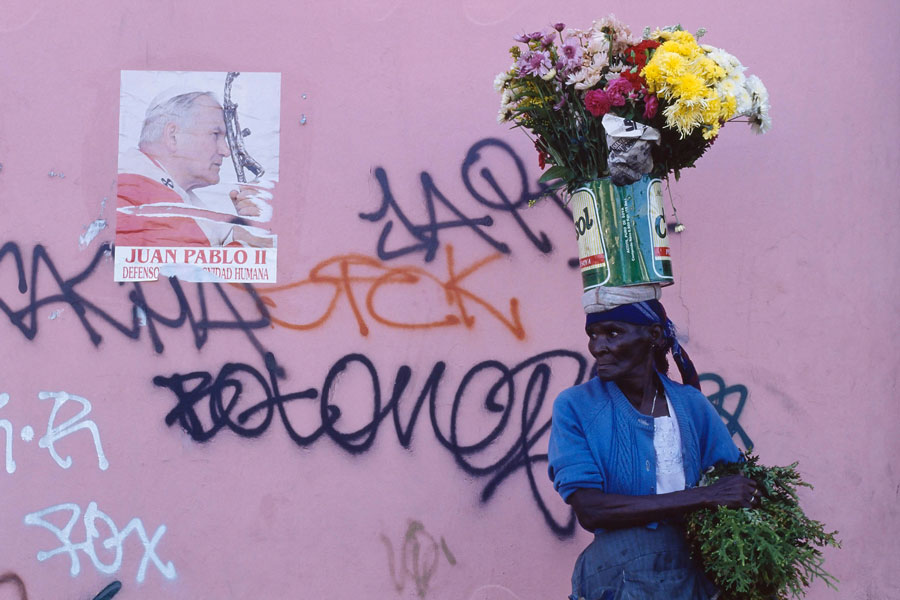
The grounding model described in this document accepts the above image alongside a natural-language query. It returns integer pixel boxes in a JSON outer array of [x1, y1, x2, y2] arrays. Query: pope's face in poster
[[172, 95, 231, 191]]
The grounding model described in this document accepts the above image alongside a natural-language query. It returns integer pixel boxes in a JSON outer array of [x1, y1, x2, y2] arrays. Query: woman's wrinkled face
[[586, 321, 656, 381]]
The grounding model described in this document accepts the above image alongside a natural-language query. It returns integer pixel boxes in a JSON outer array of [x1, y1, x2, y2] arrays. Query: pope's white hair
[[138, 91, 218, 149]]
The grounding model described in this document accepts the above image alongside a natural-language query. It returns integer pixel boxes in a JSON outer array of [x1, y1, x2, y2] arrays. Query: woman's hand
[[702, 474, 759, 509]]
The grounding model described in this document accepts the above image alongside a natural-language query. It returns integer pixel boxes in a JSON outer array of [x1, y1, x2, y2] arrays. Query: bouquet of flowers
[[685, 453, 840, 600], [495, 16, 770, 193]]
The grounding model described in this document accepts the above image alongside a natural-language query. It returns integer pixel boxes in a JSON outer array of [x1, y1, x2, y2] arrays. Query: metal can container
[[570, 176, 674, 292]]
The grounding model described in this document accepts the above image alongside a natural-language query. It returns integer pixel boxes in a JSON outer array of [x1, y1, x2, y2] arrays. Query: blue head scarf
[[585, 299, 700, 389]]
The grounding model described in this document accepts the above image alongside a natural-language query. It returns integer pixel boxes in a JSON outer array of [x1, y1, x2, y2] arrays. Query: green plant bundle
[[684, 453, 841, 600]]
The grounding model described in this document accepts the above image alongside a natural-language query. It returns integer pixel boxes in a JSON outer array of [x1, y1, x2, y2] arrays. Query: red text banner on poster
[[114, 246, 276, 283]]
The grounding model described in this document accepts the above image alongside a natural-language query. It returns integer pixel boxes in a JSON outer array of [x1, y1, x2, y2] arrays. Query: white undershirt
[[654, 396, 686, 494]]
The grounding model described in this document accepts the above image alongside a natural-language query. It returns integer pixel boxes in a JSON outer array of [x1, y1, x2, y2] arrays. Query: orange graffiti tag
[[243, 245, 524, 339]]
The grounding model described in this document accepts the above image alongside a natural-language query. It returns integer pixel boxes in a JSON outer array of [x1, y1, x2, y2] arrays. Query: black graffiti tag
[[154, 349, 588, 538], [361, 138, 574, 264], [0, 242, 276, 366]]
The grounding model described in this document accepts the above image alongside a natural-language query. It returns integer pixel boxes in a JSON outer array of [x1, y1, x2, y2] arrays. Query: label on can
[[647, 179, 673, 279], [571, 188, 610, 289], [570, 176, 674, 292]]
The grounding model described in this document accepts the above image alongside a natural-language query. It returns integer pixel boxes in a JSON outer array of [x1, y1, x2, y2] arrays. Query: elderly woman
[[548, 300, 757, 600]]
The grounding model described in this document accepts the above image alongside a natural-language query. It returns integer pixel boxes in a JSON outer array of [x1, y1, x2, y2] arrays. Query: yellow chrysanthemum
[[644, 51, 685, 94], [670, 72, 707, 102], [653, 29, 674, 41], [697, 56, 726, 82], [702, 122, 721, 140], [669, 30, 696, 45], [658, 52, 687, 76], [720, 95, 738, 120], [643, 27, 744, 137], [701, 97, 722, 126], [642, 62, 662, 88], [663, 100, 703, 137], [666, 41, 695, 58]]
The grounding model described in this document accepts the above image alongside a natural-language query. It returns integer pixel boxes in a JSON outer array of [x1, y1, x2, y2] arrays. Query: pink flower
[[643, 95, 658, 119], [584, 89, 611, 117], [605, 77, 632, 107], [517, 50, 553, 78], [560, 37, 583, 73], [540, 28, 556, 47]]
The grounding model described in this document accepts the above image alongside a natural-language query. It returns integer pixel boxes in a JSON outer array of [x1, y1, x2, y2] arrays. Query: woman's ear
[[648, 323, 664, 346]]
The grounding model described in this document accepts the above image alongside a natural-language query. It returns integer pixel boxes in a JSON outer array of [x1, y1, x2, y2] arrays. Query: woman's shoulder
[[661, 373, 703, 397], [556, 376, 609, 401], [553, 377, 613, 420], [661, 374, 718, 419]]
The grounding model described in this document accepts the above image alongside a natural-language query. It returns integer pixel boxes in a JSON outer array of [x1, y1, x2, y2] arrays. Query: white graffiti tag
[[0, 393, 15, 473], [24, 501, 176, 583], [38, 391, 109, 470]]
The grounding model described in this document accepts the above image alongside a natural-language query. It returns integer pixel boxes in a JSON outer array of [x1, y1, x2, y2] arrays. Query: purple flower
[[527, 31, 542, 40], [554, 22, 565, 32], [517, 50, 553, 78], [513, 32, 529, 43]]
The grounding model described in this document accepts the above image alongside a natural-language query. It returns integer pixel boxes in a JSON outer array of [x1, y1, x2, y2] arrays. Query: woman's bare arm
[[568, 474, 757, 531]]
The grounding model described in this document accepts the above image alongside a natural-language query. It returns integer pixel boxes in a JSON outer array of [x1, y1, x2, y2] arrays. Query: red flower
[[620, 70, 646, 91], [625, 39, 660, 68], [584, 89, 611, 117], [643, 95, 658, 119], [605, 78, 632, 107], [534, 139, 551, 169]]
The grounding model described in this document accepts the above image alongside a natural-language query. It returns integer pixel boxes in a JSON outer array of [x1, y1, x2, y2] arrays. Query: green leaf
[[685, 452, 841, 600], [538, 165, 572, 183]]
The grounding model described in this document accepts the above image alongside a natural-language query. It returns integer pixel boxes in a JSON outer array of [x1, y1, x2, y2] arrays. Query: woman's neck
[[616, 367, 660, 416]]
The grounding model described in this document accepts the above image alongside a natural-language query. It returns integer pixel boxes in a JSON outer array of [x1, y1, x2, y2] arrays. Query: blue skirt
[[569, 522, 718, 600]]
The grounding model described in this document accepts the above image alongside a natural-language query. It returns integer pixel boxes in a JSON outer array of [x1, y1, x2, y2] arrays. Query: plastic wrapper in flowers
[[495, 18, 771, 197], [602, 114, 660, 185], [685, 453, 840, 600]]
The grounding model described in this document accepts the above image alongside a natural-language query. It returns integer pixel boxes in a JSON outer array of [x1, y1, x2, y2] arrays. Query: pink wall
[[0, 0, 897, 598]]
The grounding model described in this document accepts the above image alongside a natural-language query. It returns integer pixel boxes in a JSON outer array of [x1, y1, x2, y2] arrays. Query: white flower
[[493, 71, 511, 93], [592, 14, 639, 54], [706, 45, 753, 115], [497, 87, 516, 123], [734, 87, 753, 116], [568, 68, 603, 90], [541, 67, 557, 81], [744, 75, 771, 134], [586, 32, 610, 56], [745, 74, 769, 104], [706, 46, 744, 74], [499, 89, 514, 111], [750, 110, 771, 135]]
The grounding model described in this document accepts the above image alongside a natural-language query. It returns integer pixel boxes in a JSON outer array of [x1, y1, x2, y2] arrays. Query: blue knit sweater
[[548, 374, 740, 502]]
